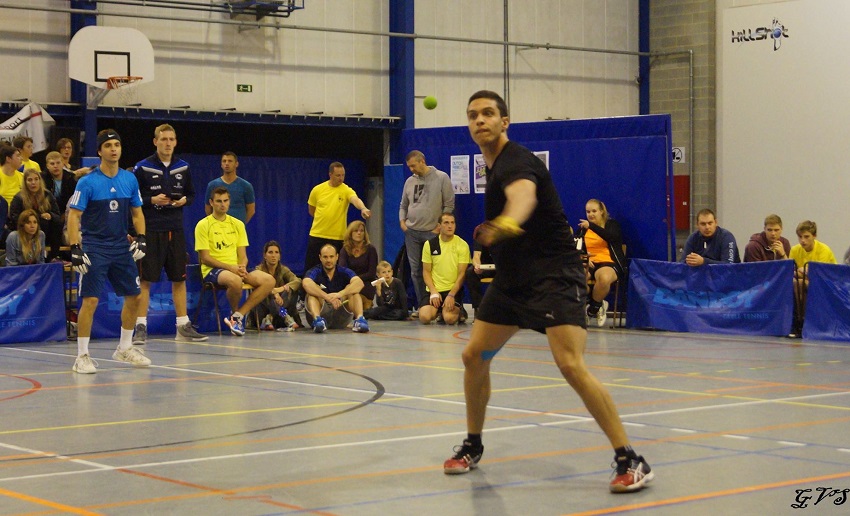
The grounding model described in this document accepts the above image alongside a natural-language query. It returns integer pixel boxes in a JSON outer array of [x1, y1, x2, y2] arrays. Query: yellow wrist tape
[[491, 215, 524, 237]]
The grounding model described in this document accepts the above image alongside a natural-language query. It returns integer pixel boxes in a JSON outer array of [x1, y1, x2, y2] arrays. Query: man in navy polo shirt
[[302, 243, 369, 333]]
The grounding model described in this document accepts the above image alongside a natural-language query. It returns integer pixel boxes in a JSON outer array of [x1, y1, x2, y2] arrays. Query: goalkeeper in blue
[[67, 129, 151, 374]]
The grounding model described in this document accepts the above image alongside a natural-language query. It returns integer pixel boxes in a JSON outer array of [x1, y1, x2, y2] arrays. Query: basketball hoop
[[85, 76, 143, 109], [107, 76, 143, 106]]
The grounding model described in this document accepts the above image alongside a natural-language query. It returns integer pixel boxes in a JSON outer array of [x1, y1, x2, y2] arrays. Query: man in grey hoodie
[[400, 150, 455, 310]]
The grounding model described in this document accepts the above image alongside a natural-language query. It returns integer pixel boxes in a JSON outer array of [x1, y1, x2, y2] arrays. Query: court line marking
[[0, 485, 102, 515]]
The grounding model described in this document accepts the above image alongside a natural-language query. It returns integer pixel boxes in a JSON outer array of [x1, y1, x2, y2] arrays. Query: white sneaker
[[112, 346, 151, 367], [596, 300, 609, 327], [72, 354, 98, 374]]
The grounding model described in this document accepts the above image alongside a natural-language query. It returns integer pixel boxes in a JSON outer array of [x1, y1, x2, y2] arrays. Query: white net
[[107, 76, 143, 106]]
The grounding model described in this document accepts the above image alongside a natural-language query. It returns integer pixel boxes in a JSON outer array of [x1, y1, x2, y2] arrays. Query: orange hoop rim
[[106, 76, 143, 89]]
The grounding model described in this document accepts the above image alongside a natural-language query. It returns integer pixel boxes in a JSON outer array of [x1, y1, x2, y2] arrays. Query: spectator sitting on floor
[[420, 212, 470, 325], [788, 220, 836, 338], [339, 220, 379, 311], [5, 209, 45, 266], [743, 213, 791, 262], [681, 208, 740, 266], [364, 260, 408, 321], [302, 243, 370, 333], [251, 240, 302, 331]]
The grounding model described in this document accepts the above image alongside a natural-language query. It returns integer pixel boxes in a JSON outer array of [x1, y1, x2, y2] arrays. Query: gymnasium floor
[[1, 317, 849, 515]]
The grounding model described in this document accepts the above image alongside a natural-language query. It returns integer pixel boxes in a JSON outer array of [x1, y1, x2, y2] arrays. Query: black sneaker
[[443, 440, 484, 475], [610, 454, 654, 493]]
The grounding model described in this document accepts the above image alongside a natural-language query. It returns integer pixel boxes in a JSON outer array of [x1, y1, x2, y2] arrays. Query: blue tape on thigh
[[481, 346, 503, 362]]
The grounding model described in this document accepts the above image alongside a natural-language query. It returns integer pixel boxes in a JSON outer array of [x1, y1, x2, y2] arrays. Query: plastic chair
[[195, 282, 259, 334]]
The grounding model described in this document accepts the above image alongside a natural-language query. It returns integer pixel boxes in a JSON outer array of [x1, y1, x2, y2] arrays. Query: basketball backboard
[[69, 26, 155, 89]]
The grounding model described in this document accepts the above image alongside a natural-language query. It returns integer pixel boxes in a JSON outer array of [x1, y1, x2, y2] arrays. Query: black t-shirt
[[485, 141, 580, 289]]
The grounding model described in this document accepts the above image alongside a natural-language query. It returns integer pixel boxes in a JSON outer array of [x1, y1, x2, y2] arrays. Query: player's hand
[[151, 194, 171, 206], [684, 252, 704, 267], [70, 244, 91, 274], [129, 234, 147, 261], [361, 208, 372, 219], [430, 293, 442, 308], [474, 215, 524, 247]]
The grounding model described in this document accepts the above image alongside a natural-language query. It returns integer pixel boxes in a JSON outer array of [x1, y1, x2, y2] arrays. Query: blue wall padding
[[390, 115, 674, 263]]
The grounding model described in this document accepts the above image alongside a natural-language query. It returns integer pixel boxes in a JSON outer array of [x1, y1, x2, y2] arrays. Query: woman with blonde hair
[[339, 220, 379, 309], [577, 199, 626, 327], [8, 169, 62, 260], [6, 209, 45, 265]]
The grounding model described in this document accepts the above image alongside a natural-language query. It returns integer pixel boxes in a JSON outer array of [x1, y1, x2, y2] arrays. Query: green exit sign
[[237, 84, 253, 93]]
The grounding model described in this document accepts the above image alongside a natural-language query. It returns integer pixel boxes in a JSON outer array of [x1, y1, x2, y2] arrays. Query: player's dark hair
[[0, 143, 19, 165], [12, 135, 33, 150], [468, 90, 509, 118]]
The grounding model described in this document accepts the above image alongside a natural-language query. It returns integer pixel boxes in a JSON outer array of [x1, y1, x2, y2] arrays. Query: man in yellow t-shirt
[[788, 220, 836, 337], [420, 213, 470, 325], [304, 161, 371, 273], [0, 144, 24, 205], [195, 187, 274, 336], [13, 136, 41, 173]]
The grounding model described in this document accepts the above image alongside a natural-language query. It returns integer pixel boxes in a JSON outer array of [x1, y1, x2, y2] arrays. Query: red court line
[[566, 470, 850, 515], [0, 374, 41, 402]]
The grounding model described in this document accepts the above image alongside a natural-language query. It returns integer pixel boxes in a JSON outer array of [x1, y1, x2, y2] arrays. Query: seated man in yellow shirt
[[195, 187, 274, 336], [420, 213, 470, 325], [788, 220, 836, 337]]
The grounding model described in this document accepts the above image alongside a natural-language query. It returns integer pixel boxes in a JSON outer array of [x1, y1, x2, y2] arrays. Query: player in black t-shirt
[[442, 91, 654, 493]]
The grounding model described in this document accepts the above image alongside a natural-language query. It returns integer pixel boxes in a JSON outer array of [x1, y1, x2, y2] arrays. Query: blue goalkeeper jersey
[[69, 166, 142, 251]]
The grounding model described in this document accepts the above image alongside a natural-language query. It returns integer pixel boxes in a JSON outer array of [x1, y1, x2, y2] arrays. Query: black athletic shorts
[[139, 230, 188, 282], [475, 263, 587, 333]]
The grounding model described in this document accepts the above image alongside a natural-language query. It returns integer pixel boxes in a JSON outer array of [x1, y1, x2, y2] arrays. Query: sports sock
[[614, 445, 637, 459], [77, 337, 90, 357], [136, 317, 147, 326], [118, 328, 134, 351], [176, 315, 190, 326], [467, 433, 482, 448]]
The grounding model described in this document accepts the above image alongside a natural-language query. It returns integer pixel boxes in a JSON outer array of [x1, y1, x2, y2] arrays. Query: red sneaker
[[610, 455, 654, 493], [443, 440, 484, 475]]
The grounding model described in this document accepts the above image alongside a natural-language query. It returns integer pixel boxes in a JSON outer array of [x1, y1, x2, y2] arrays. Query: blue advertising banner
[[803, 262, 850, 343], [0, 263, 66, 344], [89, 265, 206, 339], [89, 264, 243, 338], [627, 259, 794, 336]]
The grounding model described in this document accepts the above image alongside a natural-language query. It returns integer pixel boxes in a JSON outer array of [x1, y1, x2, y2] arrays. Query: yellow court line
[[0, 400, 362, 437], [0, 486, 102, 515]]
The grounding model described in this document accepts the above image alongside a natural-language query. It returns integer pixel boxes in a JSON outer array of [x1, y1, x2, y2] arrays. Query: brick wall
[[650, 0, 716, 245]]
